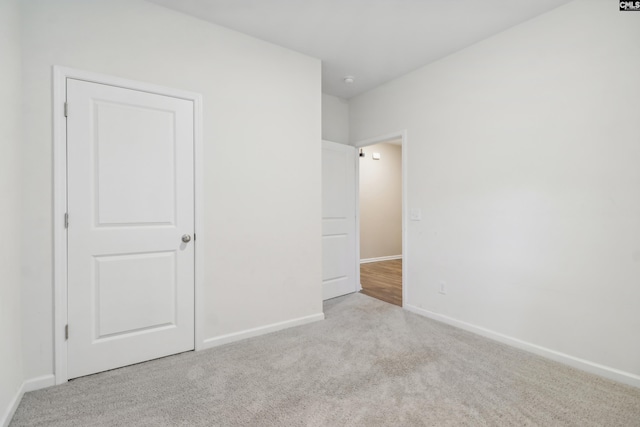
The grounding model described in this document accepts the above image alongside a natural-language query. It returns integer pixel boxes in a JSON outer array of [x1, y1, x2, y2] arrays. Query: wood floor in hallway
[[360, 259, 402, 306]]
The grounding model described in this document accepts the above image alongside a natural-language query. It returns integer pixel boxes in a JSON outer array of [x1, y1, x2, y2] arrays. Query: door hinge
[[193, 233, 196, 241], [64, 213, 69, 228], [64, 102, 68, 117], [65, 324, 69, 340]]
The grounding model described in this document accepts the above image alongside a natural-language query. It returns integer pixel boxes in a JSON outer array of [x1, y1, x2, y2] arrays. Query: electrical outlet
[[439, 280, 447, 295]]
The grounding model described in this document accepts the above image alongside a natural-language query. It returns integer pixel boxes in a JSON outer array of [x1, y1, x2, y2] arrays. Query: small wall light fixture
[[344, 75, 355, 84], [372, 152, 381, 160]]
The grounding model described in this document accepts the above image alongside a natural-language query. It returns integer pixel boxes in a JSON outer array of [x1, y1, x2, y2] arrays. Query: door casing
[[53, 66, 204, 384]]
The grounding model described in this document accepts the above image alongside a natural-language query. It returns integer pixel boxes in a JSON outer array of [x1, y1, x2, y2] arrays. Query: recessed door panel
[[95, 251, 177, 339], [95, 101, 177, 227], [322, 149, 348, 219], [322, 235, 348, 281]]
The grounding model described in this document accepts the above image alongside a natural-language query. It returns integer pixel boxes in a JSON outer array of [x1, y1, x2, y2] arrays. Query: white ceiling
[[147, 0, 572, 99]]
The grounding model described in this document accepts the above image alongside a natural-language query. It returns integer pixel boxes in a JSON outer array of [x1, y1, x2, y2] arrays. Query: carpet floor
[[11, 293, 640, 426]]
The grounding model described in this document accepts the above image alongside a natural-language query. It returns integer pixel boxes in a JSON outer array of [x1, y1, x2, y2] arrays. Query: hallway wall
[[359, 142, 402, 261]]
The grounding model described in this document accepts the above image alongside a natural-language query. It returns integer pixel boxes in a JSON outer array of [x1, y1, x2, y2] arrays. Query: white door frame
[[52, 66, 204, 384], [354, 130, 408, 307]]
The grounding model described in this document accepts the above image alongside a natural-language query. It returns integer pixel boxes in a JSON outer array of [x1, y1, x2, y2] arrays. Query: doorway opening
[[356, 133, 406, 307]]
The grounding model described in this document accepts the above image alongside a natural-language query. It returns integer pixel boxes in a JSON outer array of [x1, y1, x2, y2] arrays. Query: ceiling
[[147, 0, 572, 99]]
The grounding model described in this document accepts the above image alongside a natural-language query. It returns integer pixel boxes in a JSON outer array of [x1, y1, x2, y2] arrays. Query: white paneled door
[[322, 141, 357, 300], [66, 79, 195, 379]]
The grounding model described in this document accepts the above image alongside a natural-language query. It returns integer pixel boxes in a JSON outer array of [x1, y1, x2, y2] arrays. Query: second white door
[[322, 140, 357, 300], [66, 78, 195, 379]]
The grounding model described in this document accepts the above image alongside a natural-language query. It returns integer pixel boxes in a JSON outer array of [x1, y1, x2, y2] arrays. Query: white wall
[[350, 0, 640, 384], [0, 0, 24, 422], [322, 93, 349, 144], [359, 142, 402, 260], [21, 0, 322, 380]]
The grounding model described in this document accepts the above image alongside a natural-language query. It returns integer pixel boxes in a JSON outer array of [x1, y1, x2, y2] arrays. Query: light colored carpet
[[11, 293, 640, 426]]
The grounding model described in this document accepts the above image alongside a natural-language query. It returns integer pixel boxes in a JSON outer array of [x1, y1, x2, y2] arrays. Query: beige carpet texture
[[11, 293, 640, 426]]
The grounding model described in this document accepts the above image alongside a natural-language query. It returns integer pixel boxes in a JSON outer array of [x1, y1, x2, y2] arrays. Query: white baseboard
[[360, 255, 402, 264], [1, 383, 23, 427], [1, 374, 55, 427], [23, 374, 55, 393], [405, 304, 640, 389], [201, 312, 325, 350]]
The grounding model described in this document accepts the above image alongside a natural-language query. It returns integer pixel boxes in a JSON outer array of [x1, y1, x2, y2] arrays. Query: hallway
[[359, 259, 402, 306]]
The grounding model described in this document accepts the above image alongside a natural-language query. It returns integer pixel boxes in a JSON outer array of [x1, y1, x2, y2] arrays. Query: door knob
[[182, 234, 191, 243]]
